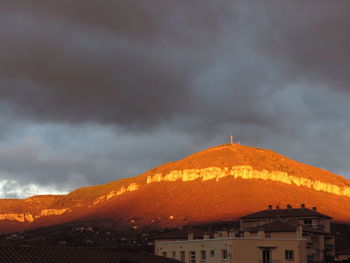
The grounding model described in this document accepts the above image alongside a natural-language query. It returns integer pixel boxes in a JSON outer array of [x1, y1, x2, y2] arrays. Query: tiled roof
[[0, 247, 180, 263], [240, 208, 332, 220]]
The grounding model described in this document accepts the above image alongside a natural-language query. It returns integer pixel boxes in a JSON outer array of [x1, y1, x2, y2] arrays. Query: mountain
[[1, 143, 350, 234]]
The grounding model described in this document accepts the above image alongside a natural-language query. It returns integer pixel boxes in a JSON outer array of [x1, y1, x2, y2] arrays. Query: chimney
[[301, 204, 305, 209], [312, 207, 317, 212], [296, 225, 303, 239], [268, 205, 273, 210], [257, 230, 265, 239], [287, 204, 292, 209], [229, 230, 236, 238]]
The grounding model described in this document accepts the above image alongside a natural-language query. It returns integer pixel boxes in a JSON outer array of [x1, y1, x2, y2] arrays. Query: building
[[155, 204, 335, 263], [233, 220, 307, 263], [336, 248, 350, 262], [0, 247, 180, 263], [155, 236, 232, 263], [240, 204, 335, 262], [155, 224, 307, 263]]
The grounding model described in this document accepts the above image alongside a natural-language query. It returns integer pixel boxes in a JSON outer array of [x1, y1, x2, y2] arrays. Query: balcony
[[307, 242, 314, 248], [258, 260, 282, 263], [304, 224, 325, 230], [325, 244, 334, 251], [314, 224, 325, 230], [307, 254, 322, 263]]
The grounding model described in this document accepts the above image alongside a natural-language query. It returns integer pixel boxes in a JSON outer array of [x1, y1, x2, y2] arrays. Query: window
[[162, 252, 167, 258], [210, 250, 215, 257], [304, 219, 312, 225], [180, 251, 185, 262], [201, 250, 206, 261], [262, 249, 271, 263], [222, 249, 228, 260], [307, 255, 314, 262], [285, 250, 294, 260], [190, 251, 196, 263], [172, 251, 176, 259]]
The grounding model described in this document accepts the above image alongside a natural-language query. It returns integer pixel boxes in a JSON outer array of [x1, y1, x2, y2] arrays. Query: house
[[155, 204, 335, 263]]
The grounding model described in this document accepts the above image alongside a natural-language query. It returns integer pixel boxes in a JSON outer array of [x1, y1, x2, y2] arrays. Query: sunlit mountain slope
[[1, 144, 350, 233]]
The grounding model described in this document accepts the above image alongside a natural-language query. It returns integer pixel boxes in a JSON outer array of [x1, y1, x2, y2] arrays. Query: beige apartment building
[[155, 236, 233, 263], [240, 204, 335, 262], [155, 204, 335, 263]]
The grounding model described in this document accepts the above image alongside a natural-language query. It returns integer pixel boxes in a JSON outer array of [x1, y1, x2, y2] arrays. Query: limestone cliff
[[0, 209, 69, 223], [146, 166, 350, 198]]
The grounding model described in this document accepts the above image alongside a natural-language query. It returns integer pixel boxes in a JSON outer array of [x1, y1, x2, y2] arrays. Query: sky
[[0, 0, 350, 198]]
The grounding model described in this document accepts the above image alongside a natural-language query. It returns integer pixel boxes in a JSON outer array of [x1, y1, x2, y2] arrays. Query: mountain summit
[[1, 143, 350, 233]]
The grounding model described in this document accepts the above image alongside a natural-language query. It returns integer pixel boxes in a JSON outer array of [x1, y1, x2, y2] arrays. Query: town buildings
[[155, 204, 335, 263], [0, 247, 180, 263]]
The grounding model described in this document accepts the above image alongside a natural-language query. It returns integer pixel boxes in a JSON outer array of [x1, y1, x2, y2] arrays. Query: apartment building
[[154, 204, 334, 263], [240, 204, 335, 262], [155, 236, 232, 263], [232, 221, 307, 263]]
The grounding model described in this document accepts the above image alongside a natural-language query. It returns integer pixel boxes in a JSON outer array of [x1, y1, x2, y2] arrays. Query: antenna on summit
[[230, 135, 234, 144]]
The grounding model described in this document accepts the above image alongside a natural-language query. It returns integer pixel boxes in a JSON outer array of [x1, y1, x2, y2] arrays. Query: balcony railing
[[258, 260, 282, 263], [325, 244, 334, 250], [304, 224, 325, 230], [307, 242, 314, 248]]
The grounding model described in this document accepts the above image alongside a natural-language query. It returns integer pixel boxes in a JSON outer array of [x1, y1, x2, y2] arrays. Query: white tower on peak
[[230, 135, 234, 144]]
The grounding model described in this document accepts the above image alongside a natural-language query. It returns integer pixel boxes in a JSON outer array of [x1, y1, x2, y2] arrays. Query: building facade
[[240, 204, 335, 262], [155, 204, 335, 263], [155, 237, 232, 263]]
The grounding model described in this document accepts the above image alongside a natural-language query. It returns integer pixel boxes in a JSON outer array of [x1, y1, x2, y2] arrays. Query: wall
[[155, 238, 233, 263], [232, 238, 307, 263]]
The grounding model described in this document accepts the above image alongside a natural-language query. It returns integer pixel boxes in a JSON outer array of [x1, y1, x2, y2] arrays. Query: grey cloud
[[0, 123, 200, 194], [0, 0, 350, 197]]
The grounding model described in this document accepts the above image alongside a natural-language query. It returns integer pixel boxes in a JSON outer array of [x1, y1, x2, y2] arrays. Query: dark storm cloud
[[1, 0, 349, 128], [252, 2, 350, 91], [0, 0, 198, 126], [1, 0, 350, 197]]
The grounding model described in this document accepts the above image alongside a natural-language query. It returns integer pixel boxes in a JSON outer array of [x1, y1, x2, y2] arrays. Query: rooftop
[[154, 229, 209, 241], [240, 205, 332, 220], [0, 247, 180, 263]]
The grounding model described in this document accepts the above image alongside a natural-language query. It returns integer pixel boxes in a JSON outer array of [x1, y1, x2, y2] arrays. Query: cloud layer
[[0, 0, 350, 197]]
